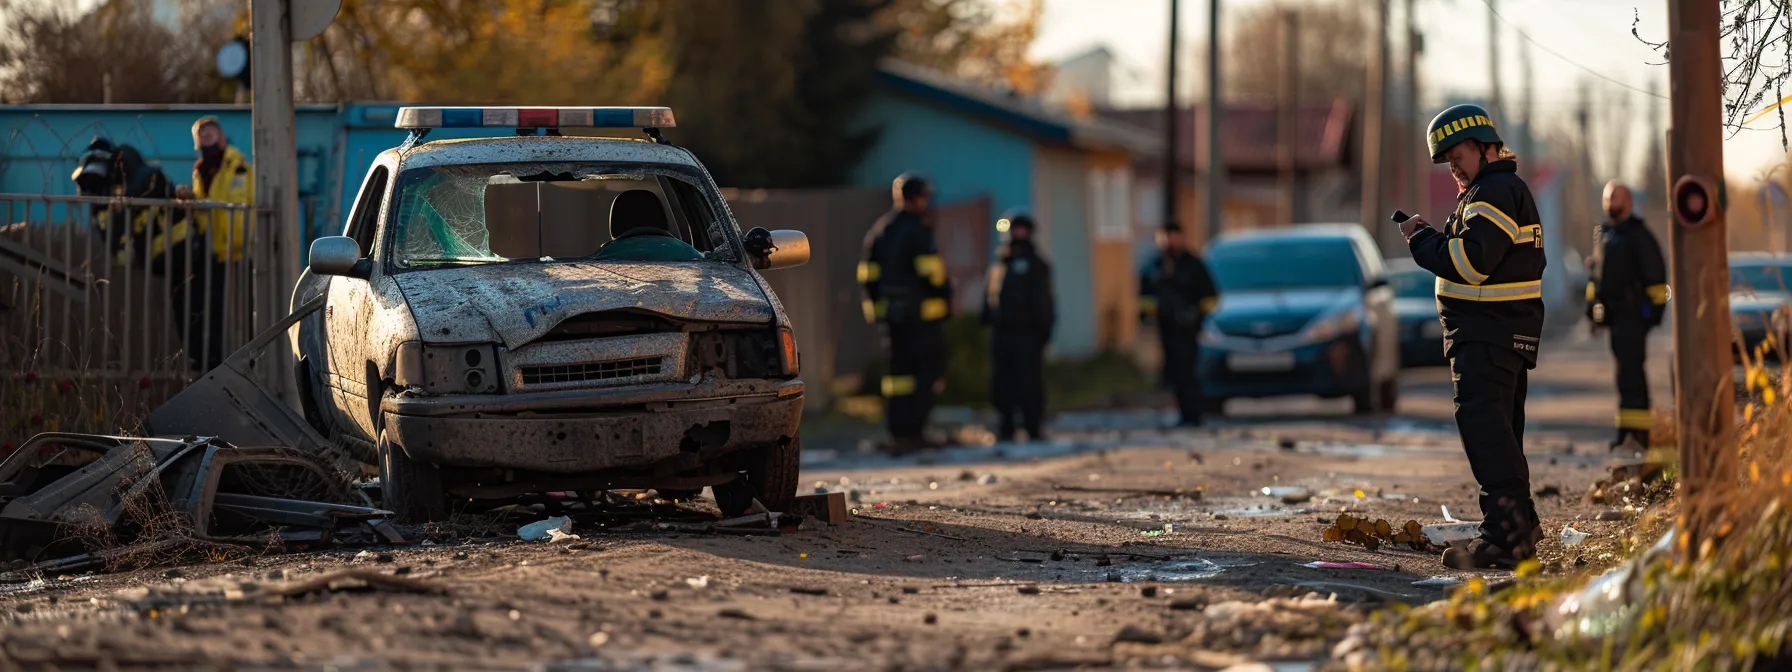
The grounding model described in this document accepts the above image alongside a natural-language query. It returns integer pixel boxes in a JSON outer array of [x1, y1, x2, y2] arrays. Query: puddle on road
[[1101, 558, 1226, 582]]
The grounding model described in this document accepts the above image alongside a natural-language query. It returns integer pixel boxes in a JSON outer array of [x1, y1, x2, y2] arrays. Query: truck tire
[[712, 437, 800, 516], [378, 430, 450, 523]]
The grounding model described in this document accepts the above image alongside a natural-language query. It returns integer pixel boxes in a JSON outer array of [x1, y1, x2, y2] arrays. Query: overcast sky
[[1033, 0, 1786, 182]]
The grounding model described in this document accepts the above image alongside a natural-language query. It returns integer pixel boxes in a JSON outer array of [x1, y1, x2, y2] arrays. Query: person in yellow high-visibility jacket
[[166, 116, 254, 369]]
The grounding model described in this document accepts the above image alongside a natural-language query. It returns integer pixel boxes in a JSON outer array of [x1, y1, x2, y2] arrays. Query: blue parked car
[[1385, 259, 1447, 367], [1197, 224, 1401, 415]]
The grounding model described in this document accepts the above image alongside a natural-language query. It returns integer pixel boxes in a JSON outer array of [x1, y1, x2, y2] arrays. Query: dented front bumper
[[381, 378, 804, 473]]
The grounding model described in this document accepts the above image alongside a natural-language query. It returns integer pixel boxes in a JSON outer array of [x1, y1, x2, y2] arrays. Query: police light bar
[[395, 107, 676, 130]]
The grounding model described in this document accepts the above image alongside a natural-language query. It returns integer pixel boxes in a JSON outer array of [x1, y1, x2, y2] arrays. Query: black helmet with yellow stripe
[[1426, 104, 1502, 164]]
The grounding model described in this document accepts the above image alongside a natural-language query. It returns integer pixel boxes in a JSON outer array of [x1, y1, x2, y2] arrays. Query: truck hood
[[393, 261, 774, 349]]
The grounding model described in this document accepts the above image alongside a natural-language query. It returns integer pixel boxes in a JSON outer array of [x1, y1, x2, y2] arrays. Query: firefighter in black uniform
[[860, 173, 953, 452], [1586, 180, 1668, 452], [1154, 224, 1220, 426], [982, 209, 1056, 442], [1399, 104, 1545, 569]]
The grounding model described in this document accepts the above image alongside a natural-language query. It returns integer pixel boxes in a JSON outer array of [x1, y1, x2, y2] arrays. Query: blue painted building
[[854, 61, 1160, 357]]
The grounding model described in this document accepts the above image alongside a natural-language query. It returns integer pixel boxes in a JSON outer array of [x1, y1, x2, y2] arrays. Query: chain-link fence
[[0, 194, 286, 444]]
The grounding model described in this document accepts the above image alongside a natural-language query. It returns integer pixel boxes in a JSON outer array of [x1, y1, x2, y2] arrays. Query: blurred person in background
[[860, 172, 953, 453], [1585, 180, 1668, 453], [172, 116, 254, 369], [982, 209, 1055, 442], [1153, 223, 1218, 427]]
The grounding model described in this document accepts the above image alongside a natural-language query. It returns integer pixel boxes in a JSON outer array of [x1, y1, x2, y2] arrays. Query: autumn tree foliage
[[0, 0, 237, 104]]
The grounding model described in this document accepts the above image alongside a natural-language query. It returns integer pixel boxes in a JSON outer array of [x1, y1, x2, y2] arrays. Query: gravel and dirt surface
[[0, 333, 1672, 669]]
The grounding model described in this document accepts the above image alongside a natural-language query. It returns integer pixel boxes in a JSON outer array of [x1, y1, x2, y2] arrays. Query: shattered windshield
[[388, 161, 733, 269]]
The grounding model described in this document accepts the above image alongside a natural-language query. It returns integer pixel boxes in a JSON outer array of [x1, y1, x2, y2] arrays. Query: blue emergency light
[[394, 106, 677, 130]]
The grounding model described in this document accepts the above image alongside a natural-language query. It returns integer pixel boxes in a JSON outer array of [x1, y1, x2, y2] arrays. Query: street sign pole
[[1665, 0, 1736, 520]]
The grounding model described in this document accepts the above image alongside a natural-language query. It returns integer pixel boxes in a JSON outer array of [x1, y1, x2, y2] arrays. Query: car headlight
[[394, 342, 502, 393], [1301, 308, 1361, 343], [1199, 323, 1223, 344], [779, 328, 800, 377]]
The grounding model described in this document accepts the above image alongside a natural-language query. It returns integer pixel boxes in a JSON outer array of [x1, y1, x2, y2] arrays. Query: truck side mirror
[[309, 236, 371, 279]]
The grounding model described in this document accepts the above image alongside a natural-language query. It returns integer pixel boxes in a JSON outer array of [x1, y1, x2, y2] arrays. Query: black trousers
[[1608, 314, 1651, 441], [990, 330, 1047, 440], [1160, 324, 1204, 424], [1449, 342, 1540, 552], [884, 322, 948, 440], [163, 238, 228, 372]]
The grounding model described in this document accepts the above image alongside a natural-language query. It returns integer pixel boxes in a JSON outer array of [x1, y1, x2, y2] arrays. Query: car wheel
[[378, 430, 450, 523], [711, 437, 800, 516]]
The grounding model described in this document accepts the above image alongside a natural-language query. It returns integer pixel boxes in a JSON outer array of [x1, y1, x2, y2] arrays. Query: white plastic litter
[[686, 575, 710, 589], [518, 516, 572, 542], [1560, 524, 1592, 548], [1421, 506, 1482, 545]]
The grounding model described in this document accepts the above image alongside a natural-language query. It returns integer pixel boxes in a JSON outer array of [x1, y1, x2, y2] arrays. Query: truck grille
[[520, 357, 664, 386]]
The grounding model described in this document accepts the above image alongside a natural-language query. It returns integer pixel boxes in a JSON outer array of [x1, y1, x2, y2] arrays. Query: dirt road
[[0, 333, 1666, 669]]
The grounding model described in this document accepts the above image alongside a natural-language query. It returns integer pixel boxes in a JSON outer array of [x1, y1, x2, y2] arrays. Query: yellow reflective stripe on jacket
[[1585, 281, 1597, 302], [881, 375, 916, 397], [1199, 296, 1218, 313], [914, 254, 947, 287], [1617, 408, 1653, 430], [857, 261, 880, 283], [1448, 238, 1489, 284], [1463, 201, 1521, 240], [861, 299, 885, 323], [1645, 283, 1671, 304], [1435, 278, 1542, 302], [920, 297, 949, 321], [1138, 295, 1158, 316]]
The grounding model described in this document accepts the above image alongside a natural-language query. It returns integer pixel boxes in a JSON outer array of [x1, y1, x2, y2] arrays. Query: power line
[[1478, 0, 1669, 99]]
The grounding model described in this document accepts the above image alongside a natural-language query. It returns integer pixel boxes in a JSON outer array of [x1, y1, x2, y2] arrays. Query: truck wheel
[[712, 437, 800, 516], [378, 430, 450, 523]]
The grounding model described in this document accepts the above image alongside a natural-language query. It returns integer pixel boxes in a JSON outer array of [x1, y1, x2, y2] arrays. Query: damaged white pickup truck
[[291, 107, 809, 521]]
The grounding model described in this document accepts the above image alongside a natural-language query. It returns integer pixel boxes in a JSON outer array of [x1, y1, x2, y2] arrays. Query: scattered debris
[[685, 576, 710, 590], [788, 586, 828, 596], [1421, 507, 1484, 546], [1560, 525, 1592, 548], [1322, 514, 1430, 551], [1411, 576, 1463, 587], [1112, 624, 1165, 645], [1535, 485, 1562, 497], [717, 608, 755, 620], [1053, 483, 1200, 499], [1596, 509, 1627, 522], [894, 526, 967, 541], [791, 492, 847, 526], [1302, 561, 1390, 571], [977, 473, 999, 485], [0, 434, 377, 566], [518, 516, 573, 542]]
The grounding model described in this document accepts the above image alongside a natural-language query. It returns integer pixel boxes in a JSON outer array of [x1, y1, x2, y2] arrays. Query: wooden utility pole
[[1665, 0, 1736, 504], [1406, 0, 1425, 221], [251, 0, 298, 403], [1487, 0, 1502, 122], [1204, 0, 1224, 241], [1277, 9, 1299, 226], [1164, 0, 1181, 232], [1360, 0, 1388, 250]]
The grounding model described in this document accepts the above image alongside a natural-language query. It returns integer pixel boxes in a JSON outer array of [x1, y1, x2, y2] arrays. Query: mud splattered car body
[[291, 108, 809, 519]]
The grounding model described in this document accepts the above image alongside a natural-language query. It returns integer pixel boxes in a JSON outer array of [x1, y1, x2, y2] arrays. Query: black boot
[[1442, 538, 1525, 570], [1609, 429, 1648, 453]]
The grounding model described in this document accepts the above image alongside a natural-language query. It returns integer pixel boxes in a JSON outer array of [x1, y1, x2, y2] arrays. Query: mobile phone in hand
[[1390, 210, 1411, 224]]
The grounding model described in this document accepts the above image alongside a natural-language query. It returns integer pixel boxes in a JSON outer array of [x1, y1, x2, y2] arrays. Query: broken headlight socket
[[393, 342, 501, 393], [778, 328, 800, 377]]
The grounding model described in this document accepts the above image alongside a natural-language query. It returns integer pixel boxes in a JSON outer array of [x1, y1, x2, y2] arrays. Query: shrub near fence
[[0, 194, 282, 448]]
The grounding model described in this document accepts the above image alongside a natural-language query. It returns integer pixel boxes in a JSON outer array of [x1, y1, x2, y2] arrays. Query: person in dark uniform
[[1398, 104, 1546, 570], [1153, 224, 1219, 426], [860, 172, 953, 452], [982, 209, 1056, 442], [1585, 180, 1668, 452]]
